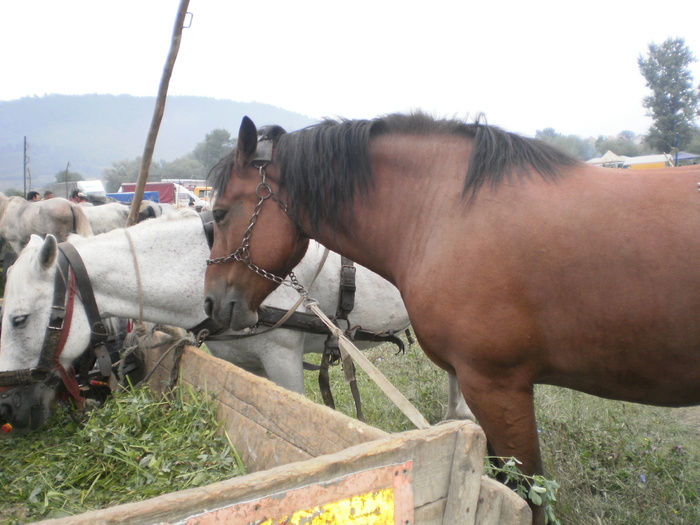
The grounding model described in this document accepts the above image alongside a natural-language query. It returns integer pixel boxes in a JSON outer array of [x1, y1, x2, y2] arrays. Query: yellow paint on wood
[[258, 488, 395, 525]]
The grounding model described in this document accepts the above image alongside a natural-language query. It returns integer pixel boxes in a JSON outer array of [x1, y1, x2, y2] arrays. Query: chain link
[[206, 165, 308, 297]]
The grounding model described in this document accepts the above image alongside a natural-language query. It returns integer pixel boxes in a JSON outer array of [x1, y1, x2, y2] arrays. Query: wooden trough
[[40, 342, 530, 525]]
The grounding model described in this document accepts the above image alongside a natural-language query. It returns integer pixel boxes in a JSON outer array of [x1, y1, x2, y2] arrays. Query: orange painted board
[[181, 461, 414, 525]]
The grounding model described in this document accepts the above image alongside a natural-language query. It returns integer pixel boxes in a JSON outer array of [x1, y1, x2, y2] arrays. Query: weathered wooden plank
[[475, 476, 532, 524], [39, 421, 475, 525], [36, 342, 528, 524], [146, 344, 388, 470], [441, 423, 488, 524]]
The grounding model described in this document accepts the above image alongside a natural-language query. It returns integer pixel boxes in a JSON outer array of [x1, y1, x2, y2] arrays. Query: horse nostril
[[203, 298, 213, 317]]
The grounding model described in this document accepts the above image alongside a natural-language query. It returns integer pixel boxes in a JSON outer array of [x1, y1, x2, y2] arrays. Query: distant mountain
[[0, 94, 318, 192]]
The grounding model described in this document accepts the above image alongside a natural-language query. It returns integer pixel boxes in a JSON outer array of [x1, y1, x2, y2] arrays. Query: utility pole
[[64, 162, 71, 198], [674, 132, 679, 167], [23, 136, 28, 197]]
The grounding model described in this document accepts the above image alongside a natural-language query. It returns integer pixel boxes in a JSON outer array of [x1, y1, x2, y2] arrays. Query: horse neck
[[298, 139, 468, 288], [71, 215, 210, 328]]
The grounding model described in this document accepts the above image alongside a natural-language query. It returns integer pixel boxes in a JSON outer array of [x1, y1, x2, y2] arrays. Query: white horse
[[81, 200, 163, 234], [0, 209, 471, 432], [0, 193, 93, 253]]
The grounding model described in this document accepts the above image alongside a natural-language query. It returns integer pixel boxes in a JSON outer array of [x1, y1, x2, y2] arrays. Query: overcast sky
[[2, 1, 700, 138]]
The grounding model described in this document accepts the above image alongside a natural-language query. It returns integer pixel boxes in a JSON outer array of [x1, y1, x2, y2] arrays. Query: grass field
[[302, 337, 700, 525], [0, 330, 697, 524]]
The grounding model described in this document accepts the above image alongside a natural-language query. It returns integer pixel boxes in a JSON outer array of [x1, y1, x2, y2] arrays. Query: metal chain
[[206, 165, 308, 297]]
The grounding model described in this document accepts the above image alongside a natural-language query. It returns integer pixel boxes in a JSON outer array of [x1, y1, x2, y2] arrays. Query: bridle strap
[[52, 270, 84, 407], [0, 242, 107, 390], [58, 243, 109, 347], [37, 251, 71, 374]]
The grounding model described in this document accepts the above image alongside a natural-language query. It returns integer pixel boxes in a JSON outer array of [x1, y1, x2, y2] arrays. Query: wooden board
[[37, 343, 530, 525], [145, 342, 388, 470]]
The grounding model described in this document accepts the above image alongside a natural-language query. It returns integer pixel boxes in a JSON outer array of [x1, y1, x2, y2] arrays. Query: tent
[[586, 150, 628, 168]]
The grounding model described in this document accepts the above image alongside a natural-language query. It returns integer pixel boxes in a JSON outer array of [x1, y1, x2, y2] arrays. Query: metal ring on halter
[[256, 182, 272, 199]]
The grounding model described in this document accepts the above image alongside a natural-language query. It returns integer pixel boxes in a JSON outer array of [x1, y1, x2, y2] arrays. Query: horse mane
[[210, 113, 580, 233], [277, 112, 580, 232]]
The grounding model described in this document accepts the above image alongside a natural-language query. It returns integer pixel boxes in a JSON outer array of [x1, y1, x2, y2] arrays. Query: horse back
[[404, 165, 700, 406]]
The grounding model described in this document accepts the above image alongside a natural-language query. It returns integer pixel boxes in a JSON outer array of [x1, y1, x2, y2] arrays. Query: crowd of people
[[24, 189, 92, 206]]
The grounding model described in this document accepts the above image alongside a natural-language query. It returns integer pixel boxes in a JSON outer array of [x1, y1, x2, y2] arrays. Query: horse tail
[[71, 205, 94, 236]]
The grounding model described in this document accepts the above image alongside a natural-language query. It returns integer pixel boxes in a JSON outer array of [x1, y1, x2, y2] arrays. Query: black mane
[[211, 113, 580, 232]]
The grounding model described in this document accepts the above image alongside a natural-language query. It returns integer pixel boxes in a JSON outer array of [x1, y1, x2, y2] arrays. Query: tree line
[[4, 37, 697, 198], [98, 39, 700, 190], [537, 37, 700, 160]]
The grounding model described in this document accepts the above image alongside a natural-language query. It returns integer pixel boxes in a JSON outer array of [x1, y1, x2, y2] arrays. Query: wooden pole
[[126, 0, 190, 226]]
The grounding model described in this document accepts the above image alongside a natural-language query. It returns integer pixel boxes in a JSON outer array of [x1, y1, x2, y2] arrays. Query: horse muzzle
[[0, 382, 56, 435], [204, 290, 259, 332]]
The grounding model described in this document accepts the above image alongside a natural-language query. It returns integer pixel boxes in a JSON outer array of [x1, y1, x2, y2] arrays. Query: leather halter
[[0, 243, 110, 397]]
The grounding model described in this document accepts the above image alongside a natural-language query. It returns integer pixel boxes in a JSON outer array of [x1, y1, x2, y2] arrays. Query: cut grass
[[0, 383, 245, 524]]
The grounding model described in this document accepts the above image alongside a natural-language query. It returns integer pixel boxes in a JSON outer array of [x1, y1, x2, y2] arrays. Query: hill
[[0, 94, 318, 192]]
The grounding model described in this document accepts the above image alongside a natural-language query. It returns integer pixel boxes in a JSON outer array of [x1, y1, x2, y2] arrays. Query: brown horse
[[204, 114, 700, 522]]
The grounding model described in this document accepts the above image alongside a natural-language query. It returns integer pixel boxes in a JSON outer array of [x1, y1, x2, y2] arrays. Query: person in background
[[26, 191, 40, 201], [75, 192, 92, 206], [43, 190, 54, 200]]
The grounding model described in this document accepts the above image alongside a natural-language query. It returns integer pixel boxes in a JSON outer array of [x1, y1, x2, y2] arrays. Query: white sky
[[2, 0, 700, 138]]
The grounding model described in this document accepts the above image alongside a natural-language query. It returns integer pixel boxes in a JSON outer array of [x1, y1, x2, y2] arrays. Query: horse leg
[[445, 372, 475, 421], [257, 332, 307, 394], [457, 371, 545, 525]]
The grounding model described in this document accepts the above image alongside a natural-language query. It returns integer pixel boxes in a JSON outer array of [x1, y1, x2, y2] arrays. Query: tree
[[102, 157, 162, 192], [535, 128, 597, 160], [193, 129, 234, 173], [638, 38, 700, 152], [595, 135, 643, 157], [55, 169, 82, 183], [158, 154, 207, 180]]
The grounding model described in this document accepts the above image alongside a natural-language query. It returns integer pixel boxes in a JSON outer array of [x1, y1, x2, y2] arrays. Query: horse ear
[[237, 116, 258, 163], [37, 235, 58, 270]]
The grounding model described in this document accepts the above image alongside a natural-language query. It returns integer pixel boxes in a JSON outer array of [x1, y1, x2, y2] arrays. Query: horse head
[[0, 235, 92, 433], [204, 117, 309, 331]]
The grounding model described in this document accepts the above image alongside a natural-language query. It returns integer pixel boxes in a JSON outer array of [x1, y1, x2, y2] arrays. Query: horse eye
[[212, 209, 227, 224], [11, 315, 28, 328]]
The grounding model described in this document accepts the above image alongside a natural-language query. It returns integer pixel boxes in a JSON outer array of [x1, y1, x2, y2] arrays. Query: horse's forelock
[[209, 149, 237, 202]]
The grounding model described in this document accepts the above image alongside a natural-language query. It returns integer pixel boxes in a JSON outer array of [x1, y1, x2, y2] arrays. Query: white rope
[[123, 228, 144, 323], [304, 298, 430, 430]]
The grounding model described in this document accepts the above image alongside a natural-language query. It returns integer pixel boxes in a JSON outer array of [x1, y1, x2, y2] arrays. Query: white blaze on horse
[[0, 209, 471, 432], [0, 193, 93, 253]]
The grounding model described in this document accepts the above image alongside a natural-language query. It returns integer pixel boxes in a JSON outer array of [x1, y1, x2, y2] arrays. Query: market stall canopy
[[586, 150, 629, 167]]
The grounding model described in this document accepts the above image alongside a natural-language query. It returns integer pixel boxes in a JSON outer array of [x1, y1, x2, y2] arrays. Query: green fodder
[[0, 384, 246, 524], [304, 337, 700, 525]]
